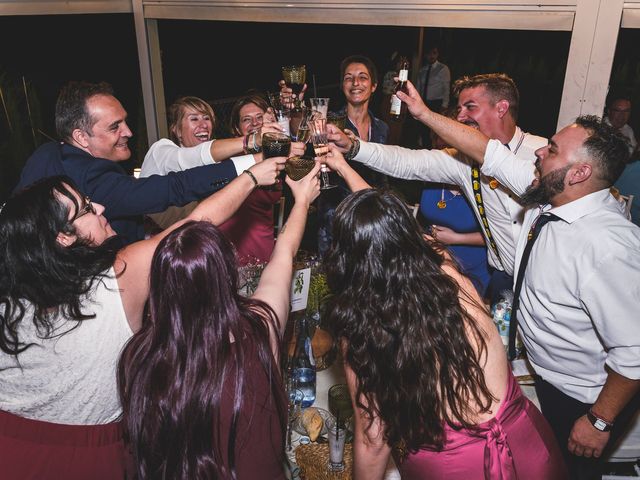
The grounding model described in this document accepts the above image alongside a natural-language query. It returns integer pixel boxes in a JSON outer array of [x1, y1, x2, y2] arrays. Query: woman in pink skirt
[[321, 148, 568, 480]]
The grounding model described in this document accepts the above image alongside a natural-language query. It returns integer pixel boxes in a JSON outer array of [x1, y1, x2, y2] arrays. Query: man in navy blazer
[[15, 81, 249, 244]]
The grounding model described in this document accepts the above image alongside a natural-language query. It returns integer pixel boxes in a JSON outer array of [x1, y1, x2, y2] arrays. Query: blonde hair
[[168, 96, 216, 145]]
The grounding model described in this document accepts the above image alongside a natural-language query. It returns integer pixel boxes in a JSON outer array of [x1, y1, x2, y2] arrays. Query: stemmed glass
[[308, 114, 336, 190], [285, 108, 316, 181], [286, 387, 304, 452], [262, 132, 291, 191], [282, 65, 306, 109]]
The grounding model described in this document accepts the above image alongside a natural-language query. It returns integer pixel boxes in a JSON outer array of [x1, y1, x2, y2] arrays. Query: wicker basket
[[295, 443, 353, 480]]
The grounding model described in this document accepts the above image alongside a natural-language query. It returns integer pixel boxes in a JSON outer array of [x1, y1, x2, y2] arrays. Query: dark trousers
[[535, 377, 640, 480], [486, 269, 514, 306]]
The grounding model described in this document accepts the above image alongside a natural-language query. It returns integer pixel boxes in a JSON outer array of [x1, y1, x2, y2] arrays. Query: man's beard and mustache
[[519, 161, 571, 206]]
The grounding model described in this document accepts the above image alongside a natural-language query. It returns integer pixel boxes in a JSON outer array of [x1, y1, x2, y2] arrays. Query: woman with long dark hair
[[321, 147, 566, 479], [0, 151, 292, 479], [117, 166, 320, 479]]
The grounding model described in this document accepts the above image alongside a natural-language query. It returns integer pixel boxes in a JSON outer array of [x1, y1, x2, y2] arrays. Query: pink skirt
[[397, 373, 568, 480], [0, 409, 133, 480]]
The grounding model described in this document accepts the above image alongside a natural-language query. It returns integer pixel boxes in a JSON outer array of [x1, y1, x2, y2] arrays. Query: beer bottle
[[390, 61, 410, 121]]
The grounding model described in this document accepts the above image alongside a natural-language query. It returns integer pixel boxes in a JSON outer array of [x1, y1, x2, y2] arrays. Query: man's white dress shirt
[[482, 140, 640, 403], [352, 127, 545, 275], [416, 61, 451, 108]]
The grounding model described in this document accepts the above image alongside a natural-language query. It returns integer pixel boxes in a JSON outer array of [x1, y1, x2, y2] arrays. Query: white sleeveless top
[[0, 268, 133, 425]]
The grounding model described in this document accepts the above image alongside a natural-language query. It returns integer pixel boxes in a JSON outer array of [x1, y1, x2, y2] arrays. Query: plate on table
[[293, 407, 353, 441]]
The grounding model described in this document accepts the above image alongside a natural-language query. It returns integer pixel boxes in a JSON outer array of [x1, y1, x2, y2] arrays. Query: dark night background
[[1, 13, 639, 202]]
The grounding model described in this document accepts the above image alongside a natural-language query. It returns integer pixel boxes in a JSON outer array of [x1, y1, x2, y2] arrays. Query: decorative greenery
[[307, 270, 329, 315]]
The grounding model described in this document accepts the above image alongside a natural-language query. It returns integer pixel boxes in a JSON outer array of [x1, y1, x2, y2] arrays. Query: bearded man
[[397, 79, 640, 480]]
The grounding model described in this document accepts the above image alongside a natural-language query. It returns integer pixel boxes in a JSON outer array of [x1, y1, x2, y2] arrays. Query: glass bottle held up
[[390, 60, 410, 121]]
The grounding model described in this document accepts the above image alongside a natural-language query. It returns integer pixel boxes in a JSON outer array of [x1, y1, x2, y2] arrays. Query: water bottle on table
[[291, 316, 316, 408]]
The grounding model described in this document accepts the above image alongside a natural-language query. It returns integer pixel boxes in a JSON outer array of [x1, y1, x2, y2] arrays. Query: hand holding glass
[[262, 132, 291, 191], [308, 116, 336, 190], [282, 65, 306, 107]]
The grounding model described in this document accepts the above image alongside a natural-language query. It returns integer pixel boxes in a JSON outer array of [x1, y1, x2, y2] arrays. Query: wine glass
[[308, 115, 336, 190], [282, 65, 306, 108], [262, 132, 291, 191], [327, 111, 347, 132], [289, 106, 310, 143]]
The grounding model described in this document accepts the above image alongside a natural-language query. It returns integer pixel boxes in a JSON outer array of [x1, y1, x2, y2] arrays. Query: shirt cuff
[[230, 154, 256, 176], [354, 140, 372, 163]]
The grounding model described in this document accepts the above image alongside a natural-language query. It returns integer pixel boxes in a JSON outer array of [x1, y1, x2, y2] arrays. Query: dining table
[[286, 353, 401, 480], [286, 354, 540, 480]]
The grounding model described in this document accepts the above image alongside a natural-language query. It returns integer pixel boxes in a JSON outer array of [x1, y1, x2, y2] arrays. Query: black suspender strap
[[471, 165, 502, 265]]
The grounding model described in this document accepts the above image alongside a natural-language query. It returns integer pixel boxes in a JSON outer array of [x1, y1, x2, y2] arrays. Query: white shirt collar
[[546, 188, 612, 224]]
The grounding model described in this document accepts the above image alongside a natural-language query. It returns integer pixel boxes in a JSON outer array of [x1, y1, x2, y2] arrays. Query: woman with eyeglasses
[[0, 157, 319, 478]]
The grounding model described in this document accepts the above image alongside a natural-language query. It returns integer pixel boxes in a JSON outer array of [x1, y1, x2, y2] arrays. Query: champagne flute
[[308, 115, 336, 190]]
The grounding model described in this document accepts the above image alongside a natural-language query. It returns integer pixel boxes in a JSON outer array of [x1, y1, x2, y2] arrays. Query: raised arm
[[323, 144, 371, 192], [115, 156, 287, 332], [397, 80, 489, 164], [252, 164, 321, 355]]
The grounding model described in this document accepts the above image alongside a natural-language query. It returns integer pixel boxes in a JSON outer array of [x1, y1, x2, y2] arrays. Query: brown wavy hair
[[324, 189, 494, 453]]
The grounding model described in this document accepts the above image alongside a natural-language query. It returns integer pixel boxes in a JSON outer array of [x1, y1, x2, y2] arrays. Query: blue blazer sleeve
[[81, 158, 238, 218]]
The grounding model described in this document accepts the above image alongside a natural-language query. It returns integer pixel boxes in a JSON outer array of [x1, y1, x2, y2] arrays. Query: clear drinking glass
[[310, 97, 330, 119], [286, 388, 304, 452], [326, 415, 346, 472]]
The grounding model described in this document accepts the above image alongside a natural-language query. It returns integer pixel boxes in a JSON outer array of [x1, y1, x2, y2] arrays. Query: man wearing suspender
[[395, 77, 640, 480], [329, 73, 546, 304]]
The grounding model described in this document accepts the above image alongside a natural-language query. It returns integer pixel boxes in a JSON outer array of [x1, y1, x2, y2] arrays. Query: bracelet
[[344, 137, 361, 161], [243, 169, 259, 189], [243, 134, 250, 154], [247, 131, 262, 154]]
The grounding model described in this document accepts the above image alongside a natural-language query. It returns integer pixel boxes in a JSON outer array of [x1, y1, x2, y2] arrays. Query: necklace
[[436, 188, 461, 209]]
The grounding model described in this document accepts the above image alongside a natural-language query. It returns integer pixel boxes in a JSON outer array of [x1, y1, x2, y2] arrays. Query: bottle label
[[390, 95, 402, 115], [398, 69, 408, 82], [290, 267, 311, 312]]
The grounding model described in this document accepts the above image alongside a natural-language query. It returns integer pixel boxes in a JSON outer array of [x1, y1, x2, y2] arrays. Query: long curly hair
[[0, 176, 120, 356], [324, 189, 494, 452], [118, 221, 286, 479]]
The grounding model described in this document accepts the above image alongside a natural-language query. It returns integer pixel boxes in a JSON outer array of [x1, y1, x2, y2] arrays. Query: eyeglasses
[[72, 197, 96, 222]]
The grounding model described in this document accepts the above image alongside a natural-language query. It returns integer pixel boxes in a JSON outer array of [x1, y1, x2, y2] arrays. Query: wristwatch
[[586, 409, 613, 432]]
